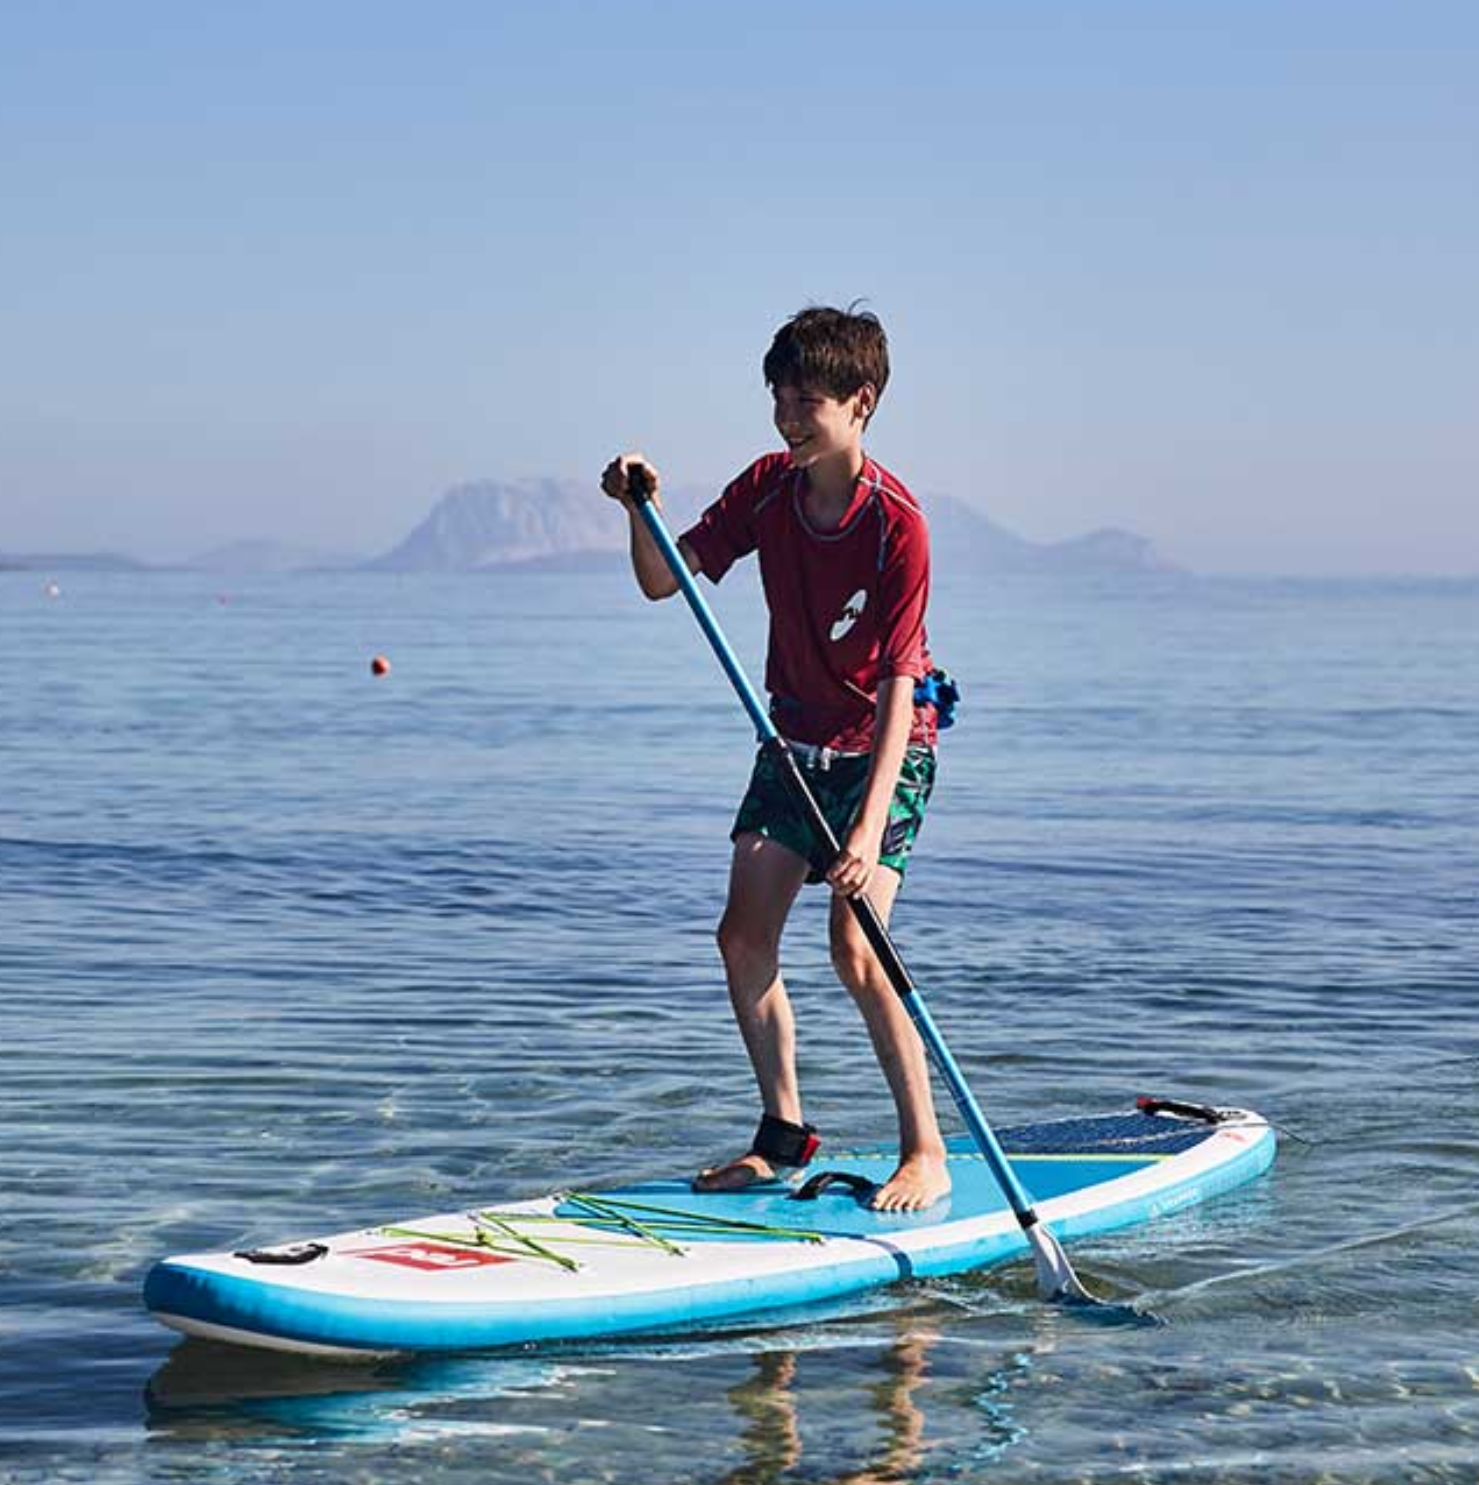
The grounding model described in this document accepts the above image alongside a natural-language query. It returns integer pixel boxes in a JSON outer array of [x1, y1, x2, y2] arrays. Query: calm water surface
[[1, 566, 1476, 1483]]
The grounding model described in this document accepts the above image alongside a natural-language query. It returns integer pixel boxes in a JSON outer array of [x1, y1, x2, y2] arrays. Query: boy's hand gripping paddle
[[625, 466, 1129, 1313]]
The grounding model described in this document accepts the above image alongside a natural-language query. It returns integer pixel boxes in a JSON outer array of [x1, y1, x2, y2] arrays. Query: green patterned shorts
[[731, 744, 937, 883]]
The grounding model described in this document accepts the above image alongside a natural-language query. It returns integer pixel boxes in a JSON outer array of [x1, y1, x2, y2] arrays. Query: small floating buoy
[[370, 655, 391, 677], [45, 581, 61, 600]]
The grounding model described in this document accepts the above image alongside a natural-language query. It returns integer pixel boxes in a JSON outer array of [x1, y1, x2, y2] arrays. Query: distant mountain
[[365, 478, 632, 571], [2, 475, 1176, 577], [925, 494, 1176, 574], [367, 477, 1178, 575], [189, 539, 362, 573], [1036, 526, 1173, 573], [0, 550, 151, 572]]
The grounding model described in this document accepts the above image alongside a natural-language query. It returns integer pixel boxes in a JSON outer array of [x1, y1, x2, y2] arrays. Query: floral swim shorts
[[731, 744, 937, 884]]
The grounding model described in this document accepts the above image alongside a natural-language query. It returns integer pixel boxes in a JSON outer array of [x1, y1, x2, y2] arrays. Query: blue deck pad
[[993, 1112, 1218, 1158], [556, 1114, 1206, 1242]]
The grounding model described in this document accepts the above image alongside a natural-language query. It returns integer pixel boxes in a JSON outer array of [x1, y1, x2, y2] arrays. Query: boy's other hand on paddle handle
[[601, 453, 661, 511], [826, 820, 884, 898]]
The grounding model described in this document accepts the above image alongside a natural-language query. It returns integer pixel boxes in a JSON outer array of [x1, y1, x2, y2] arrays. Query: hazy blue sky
[[3, 2, 1475, 572]]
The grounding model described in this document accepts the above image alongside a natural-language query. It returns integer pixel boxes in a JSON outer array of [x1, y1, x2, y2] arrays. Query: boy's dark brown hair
[[763, 304, 890, 410]]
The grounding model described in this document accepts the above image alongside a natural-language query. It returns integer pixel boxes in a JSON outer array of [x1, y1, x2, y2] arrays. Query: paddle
[[624, 467, 1121, 1309]]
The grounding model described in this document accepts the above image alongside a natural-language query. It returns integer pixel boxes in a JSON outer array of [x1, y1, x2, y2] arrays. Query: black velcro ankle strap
[[751, 1113, 821, 1168]]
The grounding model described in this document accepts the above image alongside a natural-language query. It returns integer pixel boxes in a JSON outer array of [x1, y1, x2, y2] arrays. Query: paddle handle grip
[[625, 461, 656, 506]]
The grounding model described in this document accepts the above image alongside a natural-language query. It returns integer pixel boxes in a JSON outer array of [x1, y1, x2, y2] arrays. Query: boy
[[600, 305, 949, 1212]]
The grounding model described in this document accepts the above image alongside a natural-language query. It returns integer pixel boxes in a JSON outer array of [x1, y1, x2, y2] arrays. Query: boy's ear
[[854, 384, 877, 422]]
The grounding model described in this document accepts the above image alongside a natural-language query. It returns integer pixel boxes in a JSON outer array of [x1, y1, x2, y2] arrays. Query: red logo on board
[[347, 1242, 512, 1272]]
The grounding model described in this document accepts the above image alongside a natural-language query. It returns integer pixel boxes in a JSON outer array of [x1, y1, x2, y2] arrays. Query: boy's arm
[[600, 453, 701, 600], [827, 674, 916, 898]]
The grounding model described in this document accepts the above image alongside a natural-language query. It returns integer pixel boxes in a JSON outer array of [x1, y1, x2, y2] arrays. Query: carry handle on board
[[624, 463, 1130, 1313]]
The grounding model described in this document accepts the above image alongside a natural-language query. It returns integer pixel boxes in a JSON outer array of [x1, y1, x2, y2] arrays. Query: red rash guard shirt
[[681, 452, 937, 752]]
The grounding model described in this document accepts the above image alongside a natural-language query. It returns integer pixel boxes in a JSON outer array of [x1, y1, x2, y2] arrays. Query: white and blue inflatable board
[[145, 1104, 1275, 1358]]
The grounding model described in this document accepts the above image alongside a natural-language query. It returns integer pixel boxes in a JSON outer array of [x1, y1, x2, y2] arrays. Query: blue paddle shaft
[[626, 478, 1040, 1223], [632, 491, 775, 743]]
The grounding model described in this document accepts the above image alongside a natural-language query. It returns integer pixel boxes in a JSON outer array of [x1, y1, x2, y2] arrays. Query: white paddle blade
[[1026, 1222, 1100, 1305]]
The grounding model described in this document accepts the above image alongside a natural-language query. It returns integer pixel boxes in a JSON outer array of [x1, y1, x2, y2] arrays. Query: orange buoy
[[371, 655, 391, 677]]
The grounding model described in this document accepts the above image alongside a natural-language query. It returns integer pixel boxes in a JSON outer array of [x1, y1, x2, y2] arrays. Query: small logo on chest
[[830, 588, 869, 642]]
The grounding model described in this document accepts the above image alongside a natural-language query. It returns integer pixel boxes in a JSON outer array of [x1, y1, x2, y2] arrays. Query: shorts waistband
[[783, 738, 869, 771]]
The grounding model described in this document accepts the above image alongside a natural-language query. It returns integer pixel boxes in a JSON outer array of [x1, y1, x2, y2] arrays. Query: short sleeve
[[679, 455, 782, 583], [875, 511, 931, 681]]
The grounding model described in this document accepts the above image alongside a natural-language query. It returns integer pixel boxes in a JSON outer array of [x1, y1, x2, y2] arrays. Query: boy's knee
[[829, 923, 877, 990], [717, 911, 779, 978]]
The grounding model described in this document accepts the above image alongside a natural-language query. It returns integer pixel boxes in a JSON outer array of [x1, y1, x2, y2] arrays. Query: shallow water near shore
[[2, 565, 1476, 1482]]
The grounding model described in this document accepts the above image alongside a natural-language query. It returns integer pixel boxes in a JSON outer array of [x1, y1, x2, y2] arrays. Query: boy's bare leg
[[829, 869, 951, 1212], [695, 831, 811, 1192]]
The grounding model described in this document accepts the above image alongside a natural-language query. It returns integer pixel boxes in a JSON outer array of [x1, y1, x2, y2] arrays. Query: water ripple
[[2, 570, 1477, 1482]]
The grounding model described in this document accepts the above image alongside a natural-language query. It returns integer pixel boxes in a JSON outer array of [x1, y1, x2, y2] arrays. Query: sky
[[2, 1, 1475, 574]]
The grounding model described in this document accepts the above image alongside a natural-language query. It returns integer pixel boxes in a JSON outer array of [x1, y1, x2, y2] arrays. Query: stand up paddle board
[[145, 1100, 1274, 1358]]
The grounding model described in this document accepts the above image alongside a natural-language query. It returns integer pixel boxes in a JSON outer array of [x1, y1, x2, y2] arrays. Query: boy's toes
[[869, 1154, 951, 1212], [692, 1153, 778, 1193]]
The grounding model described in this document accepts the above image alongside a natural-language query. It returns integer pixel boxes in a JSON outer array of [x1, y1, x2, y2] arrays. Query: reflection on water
[[722, 1352, 803, 1482], [144, 1290, 1479, 1483], [715, 1323, 950, 1485], [146, 1339, 573, 1444], [144, 1311, 1033, 1479]]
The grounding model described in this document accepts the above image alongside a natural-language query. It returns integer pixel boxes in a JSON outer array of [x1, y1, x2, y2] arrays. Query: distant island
[[362, 478, 632, 573], [0, 549, 152, 573], [1, 475, 1178, 577], [365, 478, 1177, 577], [188, 538, 363, 574]]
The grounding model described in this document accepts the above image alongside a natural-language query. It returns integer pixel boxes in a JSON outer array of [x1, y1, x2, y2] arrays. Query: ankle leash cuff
[[750, 1113, 821, 1168]]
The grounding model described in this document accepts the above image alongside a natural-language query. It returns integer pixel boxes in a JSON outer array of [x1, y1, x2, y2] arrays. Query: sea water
[[1, 566, 1475, 1483]]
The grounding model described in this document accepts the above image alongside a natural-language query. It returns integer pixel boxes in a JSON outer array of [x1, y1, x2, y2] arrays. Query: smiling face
[[771, 381, 874, 470]]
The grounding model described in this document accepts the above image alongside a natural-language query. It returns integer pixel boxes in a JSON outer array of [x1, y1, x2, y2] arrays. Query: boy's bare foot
[[692, 1152, 780, 1192], [870, 1152, 951, 1212]]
